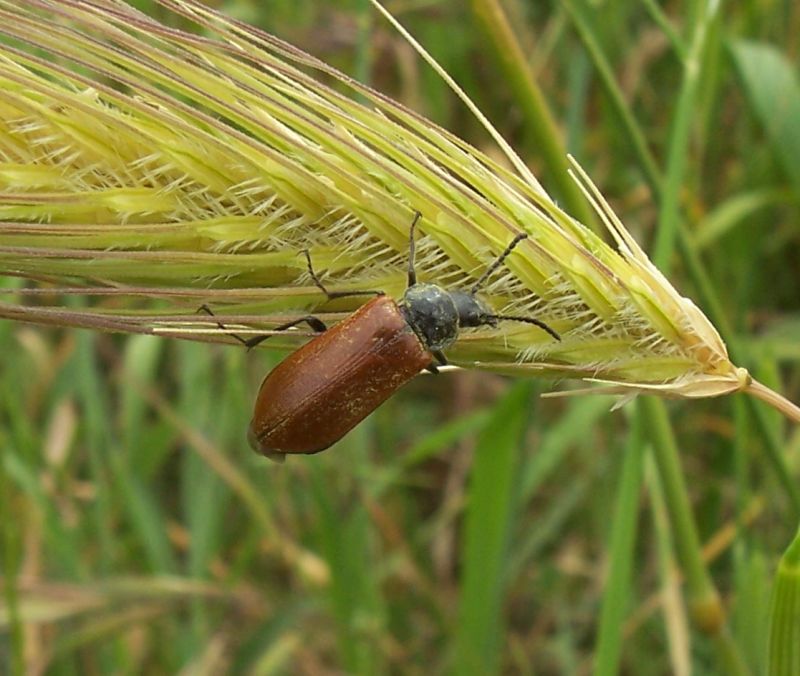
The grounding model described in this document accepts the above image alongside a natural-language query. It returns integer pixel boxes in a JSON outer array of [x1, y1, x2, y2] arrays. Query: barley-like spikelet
[[0, 0, 797, 420]]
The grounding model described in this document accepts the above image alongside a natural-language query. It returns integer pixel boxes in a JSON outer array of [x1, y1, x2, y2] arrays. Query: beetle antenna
[[407, 211, 422, 288], [488, 313, 561, 341], [470, 232, 527, 295]]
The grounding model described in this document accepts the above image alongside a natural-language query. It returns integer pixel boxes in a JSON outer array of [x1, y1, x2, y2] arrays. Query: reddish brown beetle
[[232, 213, 559, 461]]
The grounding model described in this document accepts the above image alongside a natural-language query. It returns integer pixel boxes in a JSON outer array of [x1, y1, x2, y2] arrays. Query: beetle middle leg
[[197, 304, 252, 347], [406, 211, 422, 288], [302, 249, 383, 300], [243, 315, 327, 350]]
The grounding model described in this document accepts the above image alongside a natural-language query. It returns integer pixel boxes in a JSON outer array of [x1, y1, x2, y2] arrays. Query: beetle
[[219, 213, 559, 461]]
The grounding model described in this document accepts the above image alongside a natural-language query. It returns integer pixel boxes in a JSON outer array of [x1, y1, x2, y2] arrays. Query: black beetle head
[[448, 290, 496, 329], [400, 283, 460, 352], [400, 284, 499, 353]]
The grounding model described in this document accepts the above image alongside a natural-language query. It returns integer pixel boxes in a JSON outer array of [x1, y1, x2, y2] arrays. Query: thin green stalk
[[0, 436, 24, 676], [468, 0, 599, 231], [467, 2, 767, 671], [640, 446, 690, 674], [310, 458, 385, 676], [647, 451, 690, 674], [768, 525, 800, 676], [355, 0, 374, 91], [454, 381, 533, 675], [744, 397, 800, 515], [561, 0, 662, 192], [72, 330, 117, 573], [642, 397, 750, 676], [641, 0, 688, 59], [565, 1, 751, 668], [651, 1, 718, 267], [564, 0, 800, 516], [593, 413, 646, 676]]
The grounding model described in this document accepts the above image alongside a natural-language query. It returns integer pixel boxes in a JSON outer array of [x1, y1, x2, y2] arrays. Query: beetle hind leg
[[197, 305, 328, 351], [244, 315, 328, 350], [197, 304, 250, 347]]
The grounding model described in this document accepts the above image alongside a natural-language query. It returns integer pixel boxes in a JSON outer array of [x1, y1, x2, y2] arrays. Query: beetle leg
[[425, 351, 446, 374], [244, 315, 328, 350], [407, 211, 422, 288], [197, 304, 251, 347], [302, 249, 383, 300], [198, 305, 328, 350]]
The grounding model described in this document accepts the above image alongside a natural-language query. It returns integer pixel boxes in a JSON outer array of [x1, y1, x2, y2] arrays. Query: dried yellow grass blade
[[0, 0, 797, 421]]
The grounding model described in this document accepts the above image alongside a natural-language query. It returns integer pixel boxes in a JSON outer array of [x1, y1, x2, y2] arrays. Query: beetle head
[[400, 283, 460, 352], [448, 290, 496, 329]]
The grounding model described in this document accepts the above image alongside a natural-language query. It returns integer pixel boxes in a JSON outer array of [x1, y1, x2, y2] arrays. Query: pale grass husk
[[0, 0, 797, 420]]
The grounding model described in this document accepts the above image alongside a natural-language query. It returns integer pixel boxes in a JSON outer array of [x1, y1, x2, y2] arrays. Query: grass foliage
[[1, 0, 800, 673]]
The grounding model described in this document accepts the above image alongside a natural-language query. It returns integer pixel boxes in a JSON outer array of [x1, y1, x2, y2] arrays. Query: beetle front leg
[[425, 349, 447, 374], [432, 349, 448, 366]]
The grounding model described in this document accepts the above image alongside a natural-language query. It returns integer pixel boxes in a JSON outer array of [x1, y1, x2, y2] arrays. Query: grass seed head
[[0, 0, 797, 419]]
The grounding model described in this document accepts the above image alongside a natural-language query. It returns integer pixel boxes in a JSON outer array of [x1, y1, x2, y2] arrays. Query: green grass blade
[[730, 40, 800, 193], [520, 397, 609, 499], [643, 397, 751, 676], [454, 381, 533, 675], [694, 188, 796, 250], [467, 0, 599, 230], [768, 526, 800, 676], [592, 412, 645, 676], [309, 456, 385, 675], [0, 444, 24, 676], [646, 451, 690, 675], [733, 546, 771, 673], [70, 330, 117, 573], [652, 1, 719, 269]]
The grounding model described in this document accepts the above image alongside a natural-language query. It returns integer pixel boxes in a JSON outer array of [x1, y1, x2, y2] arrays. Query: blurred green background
[[2, 1, 800, 674]]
